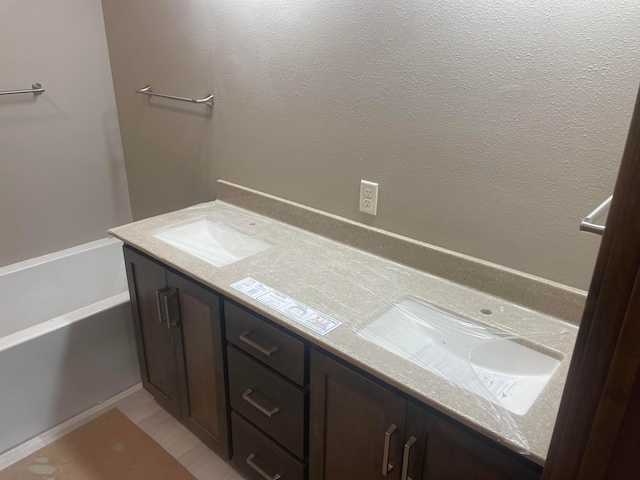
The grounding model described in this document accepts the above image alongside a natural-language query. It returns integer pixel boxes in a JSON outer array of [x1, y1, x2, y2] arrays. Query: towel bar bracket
[[580, 196, 612, 236]]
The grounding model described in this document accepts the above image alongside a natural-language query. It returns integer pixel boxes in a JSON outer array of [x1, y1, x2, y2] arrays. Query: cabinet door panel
[[405, 403, 541, 480], [124, 247, 181, 418], [180, 290, 220, 435], [310, 350, 406, 480], [169, 271, 230, 459]]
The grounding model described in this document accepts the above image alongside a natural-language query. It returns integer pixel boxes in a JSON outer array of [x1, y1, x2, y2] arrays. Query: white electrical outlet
[[359, 180, 379, 215]]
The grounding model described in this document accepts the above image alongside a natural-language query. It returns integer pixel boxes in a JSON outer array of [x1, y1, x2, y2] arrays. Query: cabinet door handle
[[239, 330, 279, 356], [163, 290, 179, 329], [401, 436, 417, 480], [382, 424, 398, 476], [242, 389, 280, 417], [155, 289, 166, 324], [246, 454, 281, 480]]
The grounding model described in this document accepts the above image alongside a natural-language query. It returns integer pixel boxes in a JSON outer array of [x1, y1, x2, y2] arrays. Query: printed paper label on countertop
[[231, 277, 341, 335]]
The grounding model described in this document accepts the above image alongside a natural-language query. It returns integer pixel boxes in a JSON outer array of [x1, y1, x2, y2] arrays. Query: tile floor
[[0, 384, 245, 480]]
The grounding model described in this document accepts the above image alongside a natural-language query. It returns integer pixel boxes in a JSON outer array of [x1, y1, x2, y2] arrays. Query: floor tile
[[138, 409, 200, 459], [114, 387, 162, 424], [178, 443, 246, 480]]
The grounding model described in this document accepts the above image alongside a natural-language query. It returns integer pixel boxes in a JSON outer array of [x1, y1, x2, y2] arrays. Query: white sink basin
[[358, 298, 561, 415], [470, 339, 560, 377], [153, 218, 273, 268]]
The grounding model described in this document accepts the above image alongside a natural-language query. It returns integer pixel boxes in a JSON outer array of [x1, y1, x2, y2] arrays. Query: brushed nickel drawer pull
[[163, 295, 171, 329], [163, 291, 179, 329], [242, 389, 280, 418], [382, 424, 398, 476], [246, 453, 281, 480], [155, 289, 166, 324], [401, 436, 417, 480], [239, 330, 279, 356]]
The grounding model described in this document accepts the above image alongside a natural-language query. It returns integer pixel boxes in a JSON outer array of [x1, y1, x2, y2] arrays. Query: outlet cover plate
[[359, 180, 379, 215]]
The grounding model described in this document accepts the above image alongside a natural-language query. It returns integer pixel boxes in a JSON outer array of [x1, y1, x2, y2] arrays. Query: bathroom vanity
[[111, 180, 583, 480]]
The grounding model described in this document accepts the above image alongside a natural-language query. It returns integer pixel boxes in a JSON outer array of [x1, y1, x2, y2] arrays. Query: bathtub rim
[[0, 291, 130, 353], [0, 237, 122, 277]]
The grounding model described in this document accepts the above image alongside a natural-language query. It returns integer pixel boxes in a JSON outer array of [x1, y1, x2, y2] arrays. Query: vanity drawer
[[232, 412, 306, 480], [228, 346, 306, 459], [225, 300, 306, 386]]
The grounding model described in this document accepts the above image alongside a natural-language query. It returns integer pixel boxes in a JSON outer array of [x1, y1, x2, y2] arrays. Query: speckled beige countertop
[[109, 180, 584, 466]]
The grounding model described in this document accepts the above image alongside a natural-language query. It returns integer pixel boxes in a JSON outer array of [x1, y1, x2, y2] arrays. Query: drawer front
[[232, 412, 306, 480], [228, 346, 306, 459], [225, 301, 306, 385]]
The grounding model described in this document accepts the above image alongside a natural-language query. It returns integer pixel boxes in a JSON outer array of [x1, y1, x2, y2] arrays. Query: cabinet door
[[168, 271, 230, 459], [310, 350, 406, 480], [403, 403, 541, 480], [124, 247, 182, 418]]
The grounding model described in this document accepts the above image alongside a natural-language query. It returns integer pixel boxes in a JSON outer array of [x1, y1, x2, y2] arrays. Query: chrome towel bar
[[0, 83, 45, 97], [135, 85, 214, 107], [580, 195, 612, 236]]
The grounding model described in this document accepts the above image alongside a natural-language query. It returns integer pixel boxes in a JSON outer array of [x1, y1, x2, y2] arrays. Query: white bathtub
[[0, 238, 140, 454]]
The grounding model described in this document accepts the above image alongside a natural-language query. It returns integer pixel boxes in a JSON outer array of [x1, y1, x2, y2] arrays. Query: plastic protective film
[[169, 202, 570, 455], [355, 297, 566, 453]]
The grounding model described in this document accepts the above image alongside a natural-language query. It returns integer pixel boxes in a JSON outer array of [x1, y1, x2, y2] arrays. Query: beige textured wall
[[101, 2, 216, 221], [0, 0, 131, 267], [102, 0, 640, 290]]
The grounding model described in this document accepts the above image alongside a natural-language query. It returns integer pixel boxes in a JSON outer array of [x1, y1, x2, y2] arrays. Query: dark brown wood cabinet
[[227, 346, 307, 459], [124, 246, 229, 458], [225, 301, 307, 386], [404, 403, 541, 480], [124, 247, 182, 417], [232, 411, 306, 480], [310, 349, 407, 480], [123, 245, 544, 479], [310, 350, 542, 480], [225, 300, 310, 479]]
